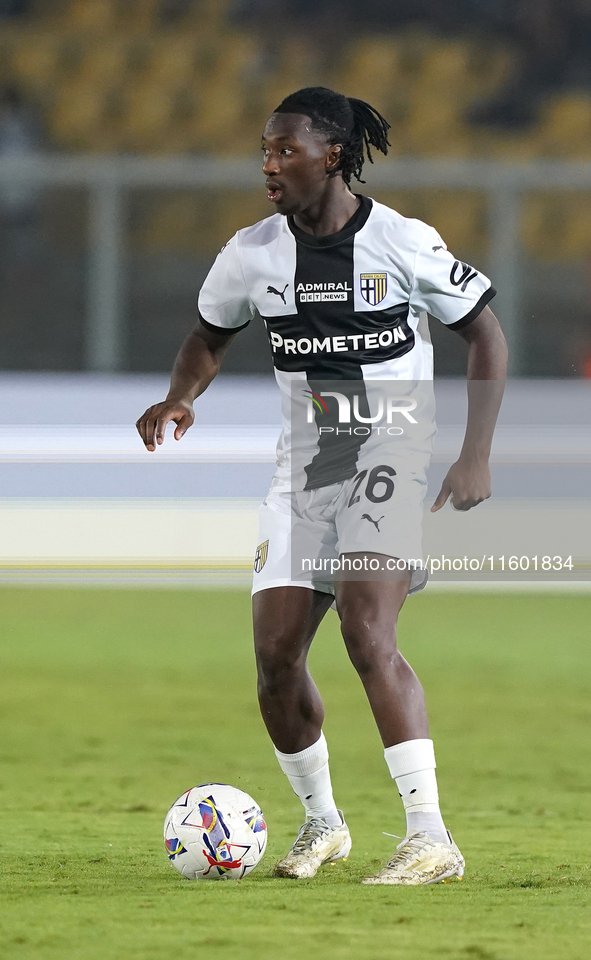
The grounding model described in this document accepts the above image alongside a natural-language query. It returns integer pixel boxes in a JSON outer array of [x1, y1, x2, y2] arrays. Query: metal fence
[[3, 155, 591, 375]]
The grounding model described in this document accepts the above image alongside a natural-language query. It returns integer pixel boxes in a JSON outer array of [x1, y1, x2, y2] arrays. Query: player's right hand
[[136, 399, 195, 452]]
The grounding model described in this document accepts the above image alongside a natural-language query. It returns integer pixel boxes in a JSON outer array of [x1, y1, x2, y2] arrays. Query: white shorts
[[252, 456, 429, 598]]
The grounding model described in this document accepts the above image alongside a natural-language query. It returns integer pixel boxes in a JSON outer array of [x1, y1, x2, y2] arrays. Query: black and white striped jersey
[[198, 196, 495, 490]]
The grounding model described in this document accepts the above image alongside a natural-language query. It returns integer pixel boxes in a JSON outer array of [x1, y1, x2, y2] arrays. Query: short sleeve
[[197, 233, 255, 334], [410, 226, 496, 330]]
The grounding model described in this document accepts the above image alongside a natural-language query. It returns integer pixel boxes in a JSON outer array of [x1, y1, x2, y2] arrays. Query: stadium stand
[[0, 1, 545, 162], [1, 0, 591, 377]]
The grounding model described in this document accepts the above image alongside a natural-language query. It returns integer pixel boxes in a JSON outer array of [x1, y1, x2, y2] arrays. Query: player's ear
[[326, 143, 342, 172]]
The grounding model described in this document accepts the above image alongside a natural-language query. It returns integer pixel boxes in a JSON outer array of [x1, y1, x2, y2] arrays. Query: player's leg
[[253, 487, 343, 824], [335, 565, 428, 745], [334, 559, 464, 885], [253, 585, 351, 877], [253, 584, 332, 754]]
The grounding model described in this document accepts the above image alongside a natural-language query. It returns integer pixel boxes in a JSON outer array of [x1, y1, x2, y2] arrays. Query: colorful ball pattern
[[163, 783, 267, 880]]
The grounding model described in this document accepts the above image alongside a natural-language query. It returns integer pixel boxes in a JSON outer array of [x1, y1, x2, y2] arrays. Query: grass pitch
[[1, 587, 591, 960]]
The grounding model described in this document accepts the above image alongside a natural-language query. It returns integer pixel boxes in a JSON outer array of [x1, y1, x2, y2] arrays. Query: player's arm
[[431, 305, 508, 512], [136, 317, 236, 452]]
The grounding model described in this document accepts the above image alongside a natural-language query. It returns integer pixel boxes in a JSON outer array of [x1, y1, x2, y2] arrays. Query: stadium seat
[[259, 38, 324, 116], [121, 0, 160, 30], [522, 193, 591, 261], [405, 40, 475, 156], [334, 37, 403, 111], [119, 80, 178, 153], [64, 0, 118, 32], [191, 86, 249, 152], [75, 38, 133, 86], [50, 81, 114, 151], [184, 0, 233, 30], [139, 33, 199, 89], [471, 44, 516, 102], [418, 40, 473, 89], [10, 32, 66, 96], [187, 34, 257, 152], [405, 95, 472, 157], [561, 197, 591, 260], [536, 94, 591, 158]]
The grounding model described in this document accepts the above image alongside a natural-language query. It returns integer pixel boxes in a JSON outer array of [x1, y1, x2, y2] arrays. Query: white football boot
[[273, 811, 351, 879], [362, 831, 464, 886]]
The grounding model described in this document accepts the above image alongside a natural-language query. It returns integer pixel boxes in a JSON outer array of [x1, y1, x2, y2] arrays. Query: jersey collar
[[287, 195, 372, 248]]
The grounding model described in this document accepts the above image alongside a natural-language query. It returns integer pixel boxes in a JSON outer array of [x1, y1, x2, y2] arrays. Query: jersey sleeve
[[410, 226, 496, 330], [197, 233, 255, 334]]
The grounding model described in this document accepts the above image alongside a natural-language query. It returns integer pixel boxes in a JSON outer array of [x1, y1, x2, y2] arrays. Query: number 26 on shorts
[[348, 465, 396, 507]]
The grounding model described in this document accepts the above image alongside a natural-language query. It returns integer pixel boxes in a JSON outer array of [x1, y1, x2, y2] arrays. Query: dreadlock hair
[[274, 86, 390, 185]]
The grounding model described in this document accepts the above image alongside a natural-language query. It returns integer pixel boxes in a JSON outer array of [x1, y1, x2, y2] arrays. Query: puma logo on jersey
[[267, 284, 288, 304], [432, 245, 444, 252], [361, 514, 385, 532]]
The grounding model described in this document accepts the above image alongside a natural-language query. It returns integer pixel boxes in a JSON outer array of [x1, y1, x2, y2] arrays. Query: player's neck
[[292, 182, 360, 237]]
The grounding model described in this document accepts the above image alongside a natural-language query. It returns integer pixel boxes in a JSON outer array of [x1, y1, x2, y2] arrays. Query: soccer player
[[137, 87, 507, 885]]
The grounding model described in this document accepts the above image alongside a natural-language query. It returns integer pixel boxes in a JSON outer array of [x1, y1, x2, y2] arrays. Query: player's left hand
[[430, 458, 491, 512]]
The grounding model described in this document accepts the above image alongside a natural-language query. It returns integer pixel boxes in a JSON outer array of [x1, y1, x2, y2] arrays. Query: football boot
[[362, 831, 464, 886], [273, 812, 351, 879]]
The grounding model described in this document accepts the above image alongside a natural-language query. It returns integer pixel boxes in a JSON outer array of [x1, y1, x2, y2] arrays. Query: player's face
[[262, 113, 341, 216]]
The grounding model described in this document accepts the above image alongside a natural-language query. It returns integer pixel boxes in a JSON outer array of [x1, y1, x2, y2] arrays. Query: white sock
[[274, 733, 342, 827], [384, 738, 449, 844]]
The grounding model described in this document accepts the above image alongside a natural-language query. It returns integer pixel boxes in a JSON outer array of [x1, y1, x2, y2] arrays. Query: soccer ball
[[163, 783, 267, 880]]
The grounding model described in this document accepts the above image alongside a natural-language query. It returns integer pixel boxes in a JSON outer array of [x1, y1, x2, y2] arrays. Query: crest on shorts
[[254, 540, 269, 573], [360, 273, 387, 306]]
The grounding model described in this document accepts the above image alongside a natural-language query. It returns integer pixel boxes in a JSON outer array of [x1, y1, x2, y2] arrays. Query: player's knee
[[340, 615, 398, 677], [255, 632, 306, 694]]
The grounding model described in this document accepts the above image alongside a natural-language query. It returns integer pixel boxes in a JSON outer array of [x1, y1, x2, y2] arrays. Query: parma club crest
[[254, 540, 269, 573], [360, 273, 387, 306]]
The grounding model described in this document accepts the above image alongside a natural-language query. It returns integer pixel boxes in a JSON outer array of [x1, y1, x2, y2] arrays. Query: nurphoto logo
[[304, 389, 418, 429]]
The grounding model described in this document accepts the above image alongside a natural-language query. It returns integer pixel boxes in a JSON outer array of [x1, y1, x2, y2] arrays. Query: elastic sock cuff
[[274, 732, 329, 777], [384, 738, 436, 779]]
